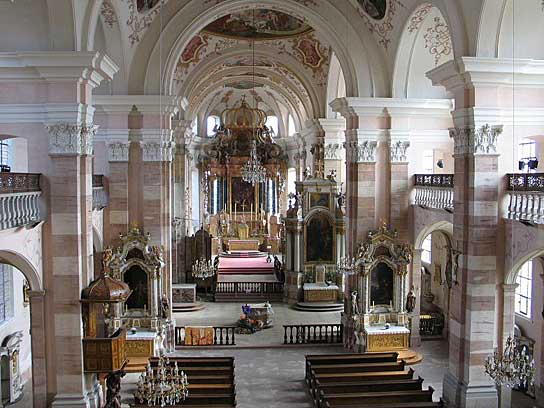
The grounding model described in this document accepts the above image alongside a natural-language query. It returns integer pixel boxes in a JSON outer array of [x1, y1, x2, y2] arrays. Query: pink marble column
[[539, 274, 544, 402], [105, 142, 129, 245], [390, 140, 410, 241], [46, 123, 99, 407], [410, 249, 423, 347], [29, 290, 47, 408], [442, 124, 502, 408]]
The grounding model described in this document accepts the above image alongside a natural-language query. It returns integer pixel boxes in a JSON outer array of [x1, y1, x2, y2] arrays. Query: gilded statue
[[102, 247, 113, 273]]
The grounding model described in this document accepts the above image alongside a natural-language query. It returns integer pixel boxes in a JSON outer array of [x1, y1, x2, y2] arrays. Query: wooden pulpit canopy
[[81, 272, 132, 303]]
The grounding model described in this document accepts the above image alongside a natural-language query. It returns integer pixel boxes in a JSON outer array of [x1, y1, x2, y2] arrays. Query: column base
[[410, 333, 421, 348], [443, 371, 498, 408], [52, 382, 102, 408]]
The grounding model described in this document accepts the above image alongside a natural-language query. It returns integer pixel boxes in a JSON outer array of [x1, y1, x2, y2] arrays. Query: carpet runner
[[217, 255, 276, 277]]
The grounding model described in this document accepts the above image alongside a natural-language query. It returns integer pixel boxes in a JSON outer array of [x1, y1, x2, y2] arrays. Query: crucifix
[[240, 201, 248, 212]]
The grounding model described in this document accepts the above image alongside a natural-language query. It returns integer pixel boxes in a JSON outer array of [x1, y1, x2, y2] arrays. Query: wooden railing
[[92, 174, 104, 188], [283, 324, 343, 345], [174, 326, 236, 346], [414, 174, 454, 188], [413, 174, 454, 211], [0, 172, 40, 193], [507, 173, 544, 192], [215, 281, 284, 296], [506, 173, 544, 223], [0, 173, 42, 230], [92, 175, 108, 210]]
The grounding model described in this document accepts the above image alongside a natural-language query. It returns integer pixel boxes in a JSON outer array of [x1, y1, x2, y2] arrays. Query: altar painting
[[124, 266, 149, 310], [309, 192, 330, 209], [370, 262, 393, 306], [231, 177, 256, 210], [305, 214, 334, 263]]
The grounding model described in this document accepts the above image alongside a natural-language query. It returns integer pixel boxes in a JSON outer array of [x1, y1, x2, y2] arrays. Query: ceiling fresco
[[203, 9, 313, 39], [357, 0, 388, 20], [137, 0, 161, 13]]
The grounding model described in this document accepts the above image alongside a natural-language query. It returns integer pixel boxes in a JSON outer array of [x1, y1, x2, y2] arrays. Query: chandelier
[[484, 336, 535, 388], [241, 140, 267, 185], [134, 352, 189, 407], [191, 257, 216, 280], [336, 256, 357, 276]]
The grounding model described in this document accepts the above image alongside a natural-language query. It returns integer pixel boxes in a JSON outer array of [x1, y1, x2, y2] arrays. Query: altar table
[[303, 283, 339, 303], [363, 325, 410, 352], [227, 239, 260, 251]]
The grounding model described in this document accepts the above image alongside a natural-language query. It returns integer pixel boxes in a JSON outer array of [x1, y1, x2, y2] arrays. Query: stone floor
[[173, 301, 342, 347], [10, 301, 544, 406]]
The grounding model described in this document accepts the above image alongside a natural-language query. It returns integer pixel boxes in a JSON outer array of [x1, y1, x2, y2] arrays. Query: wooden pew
[[308, 368, 415, 400], [320, 388, 434, 408], [310, 360, 406, 375], [143, 356, 237, 407], [322, 402, 443, 408], [305, 352, 399, 382]]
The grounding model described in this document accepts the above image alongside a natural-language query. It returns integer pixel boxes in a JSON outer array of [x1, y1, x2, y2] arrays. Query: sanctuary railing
[[0, 172, 43, 230], [413, 173, 454, 211], [174, 326, 236, 347], [92, 174, 109, 210], [506, 173, 544, 223], [283, 324, 343, 345], [215, 281, 284, 298]]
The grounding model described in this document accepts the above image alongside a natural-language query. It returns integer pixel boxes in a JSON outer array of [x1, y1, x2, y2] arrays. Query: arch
[[131, 0, 385, 99], [506, 247, 544, 285], [414, 220, 453, 250], [0, 251, 41, 292], [326, 53, 346, 119]]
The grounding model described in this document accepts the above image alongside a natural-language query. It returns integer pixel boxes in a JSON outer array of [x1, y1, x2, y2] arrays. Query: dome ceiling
[[202, 9, 313, 40]]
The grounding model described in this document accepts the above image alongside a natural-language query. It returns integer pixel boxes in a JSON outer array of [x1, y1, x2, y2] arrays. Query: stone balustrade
[[413, 174, 454, 211], [507, 173, 544, 223], [0, 173, 42, 230], [92, 174, 109, 210]]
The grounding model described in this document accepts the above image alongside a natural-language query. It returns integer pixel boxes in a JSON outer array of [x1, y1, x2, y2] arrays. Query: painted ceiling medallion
[[203, 9, 312, 40], [180, 35, 208, 65], [357, 0, 388, 20], [227, 81, 265, 90], [294, 37, 324, 69], [137, 0, 161, 13]]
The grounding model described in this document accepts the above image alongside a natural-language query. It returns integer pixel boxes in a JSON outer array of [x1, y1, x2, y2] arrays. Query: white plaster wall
[[10, 138, 28, 173], [0, 0, 49, 52], [0, 265, 31, 381], [515, 258, 543, 387], [499, 0, 544, 60]]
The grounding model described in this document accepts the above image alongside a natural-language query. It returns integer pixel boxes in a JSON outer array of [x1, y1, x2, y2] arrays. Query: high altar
[[342, 224, 413, 352], [199, 98, 286, 254]]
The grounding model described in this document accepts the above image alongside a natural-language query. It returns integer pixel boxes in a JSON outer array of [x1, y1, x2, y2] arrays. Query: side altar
[[342, 224, 413, 353]]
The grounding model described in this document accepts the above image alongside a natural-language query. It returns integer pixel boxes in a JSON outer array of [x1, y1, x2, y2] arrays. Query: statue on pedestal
[[405, 286, 416, 313], [351, 291, 359, 315]]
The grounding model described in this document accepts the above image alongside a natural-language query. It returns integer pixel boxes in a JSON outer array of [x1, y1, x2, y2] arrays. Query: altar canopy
[[199, 98, 285, 255]]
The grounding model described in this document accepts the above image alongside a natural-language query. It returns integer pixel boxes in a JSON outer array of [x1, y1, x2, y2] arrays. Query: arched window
[[287, 168, 297, 196], [515, 261, 533, 318], [518, 138, 537, 172], [421, 235, 432, 264], [288, 115, 296, 136], [207, 115, 220, 137], [265, 115, 278, 136], [0, 139, 11, 169]]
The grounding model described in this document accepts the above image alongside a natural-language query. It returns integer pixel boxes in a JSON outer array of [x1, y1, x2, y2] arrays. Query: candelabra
[[241, 141, 267, 185], [134, 352, 189, 407], [484, 336, 535, 388], [191, 258, 216, 280], [336, 256, 357, 276]]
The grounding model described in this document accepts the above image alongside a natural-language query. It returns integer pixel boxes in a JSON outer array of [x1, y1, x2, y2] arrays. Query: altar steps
[[293, 302, 344, 313], [220, 250, 267, 258], [214, 292, 283, 302]]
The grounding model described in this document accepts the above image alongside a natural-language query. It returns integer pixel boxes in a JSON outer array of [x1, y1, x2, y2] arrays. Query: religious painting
[[124, 266, 149, 310], [204, 9, 312, 39], [357, 0, 388, 20], [180, 35, 207, 64], [231, 177, 256, 211], [370, 262, 394, 306], [227, 81, 265, 90], [309, 192, 330, 209], [295, 37, 324, 68], [305, 214, 334, 263], [137, 0, 160, 13]]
